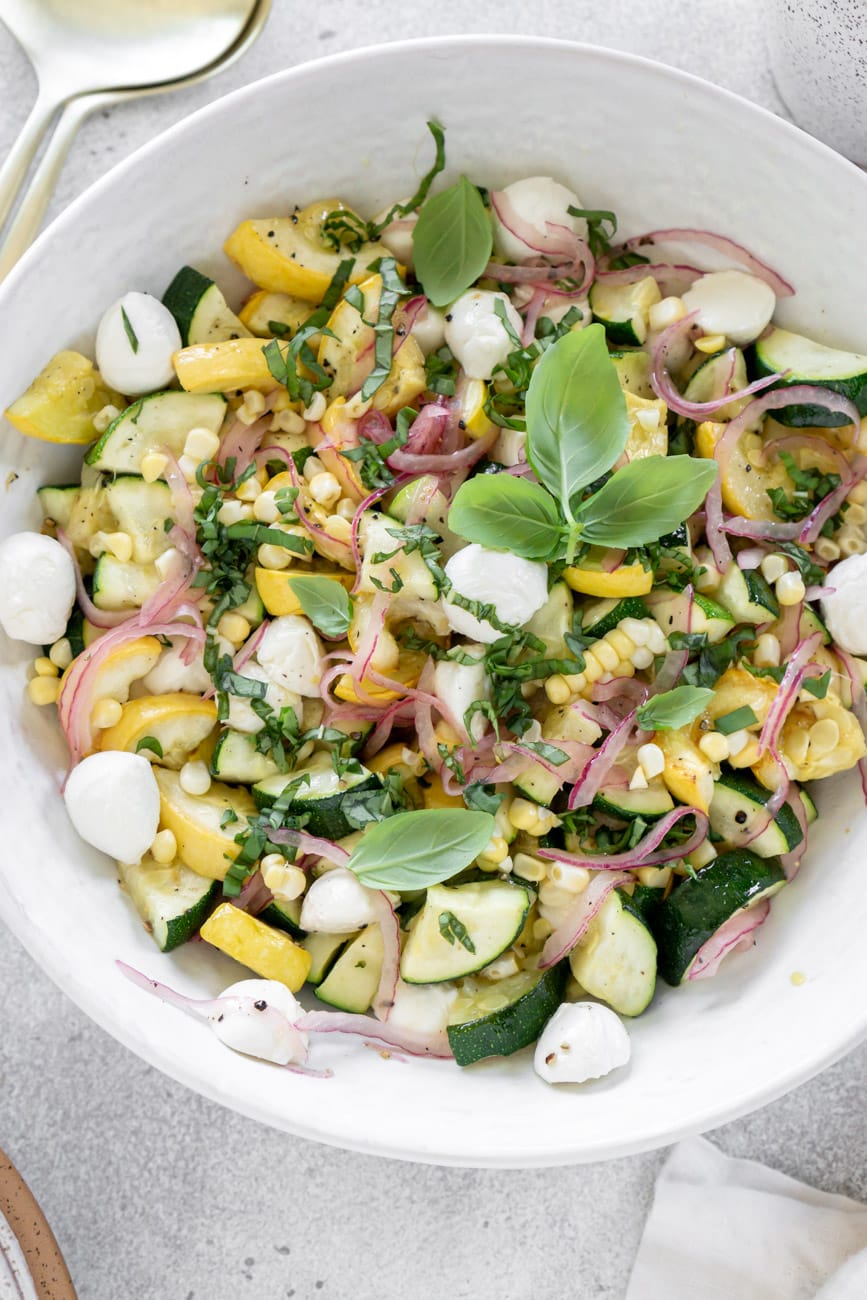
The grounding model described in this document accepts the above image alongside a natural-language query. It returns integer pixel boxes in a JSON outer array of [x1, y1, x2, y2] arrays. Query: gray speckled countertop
[[0, 4, 864, 1297]]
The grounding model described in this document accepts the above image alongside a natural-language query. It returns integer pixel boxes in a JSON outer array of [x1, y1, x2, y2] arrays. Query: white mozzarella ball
[[257, 614, 324, 697], [443, 544, 549, 643], [820, 553, 867, 653], [299, 868, 379, 933], [493, 176, 587, 262], [433, 647, 492, 742], [443, 290, 523, 381], [0, 532, 75, 644], [209, 979, 307, 1065], [534, 1002, 631, 1084], [64, 751, 160, 863], [95, 291, 181, 396], [386, 981, 458, 1036], [227, 662, 300, 734], [681, 270, 776, 346], [142, 637, 213, 695], [411, 304, 447, 355]]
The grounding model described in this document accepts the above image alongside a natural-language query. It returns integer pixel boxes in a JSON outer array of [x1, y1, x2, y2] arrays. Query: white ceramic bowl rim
[[1, 35, 866, 1167]]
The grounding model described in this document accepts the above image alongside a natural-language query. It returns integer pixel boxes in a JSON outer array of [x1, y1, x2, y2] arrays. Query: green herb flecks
[[438, 910, 476, 953], [713, 706, 759, 735], [121, 306, 139, 353], [135, 735, 163, 758], [262, 258, 354, 407]]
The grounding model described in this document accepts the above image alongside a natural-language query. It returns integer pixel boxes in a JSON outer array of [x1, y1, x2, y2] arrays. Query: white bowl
[[1, 37, 866, 1167]]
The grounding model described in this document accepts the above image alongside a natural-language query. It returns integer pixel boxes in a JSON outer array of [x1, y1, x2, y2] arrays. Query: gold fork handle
[[0, 85, 64, 232]]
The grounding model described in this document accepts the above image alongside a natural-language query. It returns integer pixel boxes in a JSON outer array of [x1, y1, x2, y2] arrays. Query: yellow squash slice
[[153, 767, 256, 880], [5, 351, 125, 445], [200, 902, 311, 991], [98, 693, 218, 768]]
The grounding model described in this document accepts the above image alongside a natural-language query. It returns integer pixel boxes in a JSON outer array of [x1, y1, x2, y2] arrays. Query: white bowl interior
[[1, 37, 865, 1166]]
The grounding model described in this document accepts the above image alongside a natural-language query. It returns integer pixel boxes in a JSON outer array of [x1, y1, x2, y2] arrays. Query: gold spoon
[[0, 0, 270, 278]]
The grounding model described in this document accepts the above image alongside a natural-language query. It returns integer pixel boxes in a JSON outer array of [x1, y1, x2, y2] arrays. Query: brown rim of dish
[[0, 1149, 76, 1300]]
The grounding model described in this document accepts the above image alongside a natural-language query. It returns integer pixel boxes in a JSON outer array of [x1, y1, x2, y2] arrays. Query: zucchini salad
[[4, 122, 867, 1083]]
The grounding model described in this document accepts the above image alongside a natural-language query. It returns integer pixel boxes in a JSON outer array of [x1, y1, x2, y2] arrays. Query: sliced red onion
[[357, 408, 394, 445], [367, 891, 401, 1023], [774, 599, 803, 659], [687, 898, 772, 981], [161, 451, 198, 546], [283, 457, 355, 566], [616, 227, 795, 296], [836, 650, 867, 804], [394, 296, 427, 353], [233, 618, 269, 674], [218, 408, 274, 477], [297, 1009, 452, 1058], [647, 585, 694, 695], [539, 806, 709, 874], [268, 827, 349, 865], [715, 385, 860, 479], [567, 712, 637, 810], [736, 546, 767, 570], [387, 423, 497, 475], [780, 787, 809, 880], [704, 475, 732, 570], [234, 870, 274, 915], [540, 871, 633, 968], [590, 677, 648, 710], [595, 261, 703, 294], [490, 190, 579, 260], [758, 631, 824, 756], [650, 312, 782, 418]]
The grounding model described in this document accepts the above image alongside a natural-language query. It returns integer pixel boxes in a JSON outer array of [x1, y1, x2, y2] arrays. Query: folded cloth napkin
[[626, 1136, 867, 1300]]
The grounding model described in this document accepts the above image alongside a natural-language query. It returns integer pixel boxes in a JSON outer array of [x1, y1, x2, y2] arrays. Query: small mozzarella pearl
[[95, 291, 181, 396], [64, 752, 160, 862], [0, 532, 75, 644]]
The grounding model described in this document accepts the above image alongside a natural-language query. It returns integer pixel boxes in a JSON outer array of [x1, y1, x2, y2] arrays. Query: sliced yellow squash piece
[[564, 553, 653, 597], [200, 901, 311, 991], [4, 350, 125, 445], [254, 566, 354, 617], [238, 289, 313, 338], [224, 200, 393, 304], [173, 337, 282, 394], [154, 767, 256, 880], [623, 390, 668, 459], [98, 693, 218, 768], [657, 728, 715, 814]]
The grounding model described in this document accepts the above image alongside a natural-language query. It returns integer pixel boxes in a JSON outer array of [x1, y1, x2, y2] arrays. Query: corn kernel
[[509, 798, 541, 832], [545, 675, 572, 705], [213, 501, 245, 528], [646, 622, 668, 655], [49, 638, 73, 670], [183, 426, 221, 462], [607, 629, 634, 661], [809, 718, 840, 755], [179, 760, 211, 796], [760, 554, 788, 584], [140, 450, 169, 483], [258, 543, 293, 570], [27, 676, 59, 706], [635, 406, 661, 431], [154, 547, 182, 580], [694, 332, 727, 354], [33, 656, 58, 678], [637, 742, 665, 778], [620, 617, 651, 646], [532, 917, 554, 942], [217, 613, 251, 644], [632, 646, 654, 670], [309, 471, 341, 507], [815, 537, 841, 562], [478, 835, 509, 865], [548, 862, 590, 894], [593, 638, 621, 673], [754, 633, 782, 669], [269, 408, 306, 435], [302, 456, 325, 481], [637, 866, 672, 888], [838, 530, 867, 557], [845, 502, 866, 526], [263, 861, 307, 901], [302, 392, 327, 423], [848, 479, 867, 505], [178, 453, 200, 483], [629, 766, 649, 790], [482, 952, 520, 980], [725, 728, 750, 757], [538, 880, 574, 909], [511, 852, 548, 882], [236, 474, 264, 502], [698, 731, 729, 762], [785, 727, 811, 766], [92, 403, 121, 434], [648, 296, 686, 332], [776, 571, 806, 605], [253, 491, 280, 524], [91, 698, 123, 729], [238, 390, 266, 425], [151, 829, 177, 864], [729, 738, 760, 768]]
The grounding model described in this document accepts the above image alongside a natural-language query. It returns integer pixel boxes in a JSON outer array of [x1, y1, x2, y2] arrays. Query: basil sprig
[[413, 176, 493, 308], [448, 325, 718, 562], [348, 808, 495, 890], [636, 686, 715, 732], [286, 575, 352, 638]]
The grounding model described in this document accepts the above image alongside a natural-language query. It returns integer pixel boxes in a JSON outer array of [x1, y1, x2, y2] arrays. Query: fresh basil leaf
[[525, 324, 629, 511], [463, 782, 505, 815], [576, 456, 719, 548], [520, 740, 569, 765], [135, 735, 163, 758], [348, 808, 495, 890], [714, 705, 759, 734], [413, 176, 493, 308], [636, 685, 715, 732], [286, 575, 352, 638], [448, 473, 565, 560], [802, 669, 831, 700]]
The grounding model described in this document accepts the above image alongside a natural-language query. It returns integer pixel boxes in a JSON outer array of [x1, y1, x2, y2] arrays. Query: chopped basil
[[121, 306, 139, 353], [135, 735, 163, 758], [714, 706, 759, 735], [438, 910, 476, 953]]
